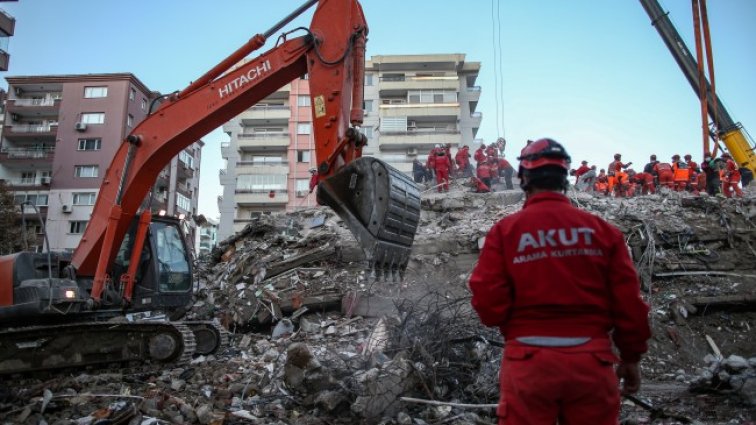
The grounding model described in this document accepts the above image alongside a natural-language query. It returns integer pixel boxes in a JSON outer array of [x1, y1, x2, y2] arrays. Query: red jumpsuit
[[433, 152, 452, 192], [474, 147, 487, 164], [426, 149, 437, 178], [722, 158, 743, 198], [470, 193, 650, 425], [472, 176, 490, 193], [308, 172, 319, 193], [455, 148, 469, 172], [632, 172, 655, 195], [575, 164, 590, 179], [654, 162, 674, 189], [477, 162, 492, 190]]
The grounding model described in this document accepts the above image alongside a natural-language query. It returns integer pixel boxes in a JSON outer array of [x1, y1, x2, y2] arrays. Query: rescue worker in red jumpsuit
[[476, 160, 492, 190], [426, 145, 438, 181], [575, 160, 591, 182], [471, 176, 491, 193], [433, 148, 452, 192], [474, 143, 487, 165], [632, 171, 656, 195], [653, 161, 674, 190], [721, 152, 743, 198], [684, 154, 700, 194], [444, 143, 456, 177], [308, 168, 319, 193], [455, 145, 472, 177], [469, 138, 651, 425], [595, 169, 609, 194]]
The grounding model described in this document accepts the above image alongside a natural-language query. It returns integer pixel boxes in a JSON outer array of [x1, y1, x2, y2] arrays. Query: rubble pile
[[2, 187, 755, 424]]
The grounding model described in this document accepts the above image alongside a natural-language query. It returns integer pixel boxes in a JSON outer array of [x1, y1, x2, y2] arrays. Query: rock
[[396, 411, 412, 425], [195, 404, 216, 425], [739, 376, 756, 406], [723, 354, 749, 371], [272, 319, 295, 339], [314, 390, 347, 411]]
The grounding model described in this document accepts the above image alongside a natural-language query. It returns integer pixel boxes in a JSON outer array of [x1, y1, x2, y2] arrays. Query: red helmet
[[517, 138, 571, 171]]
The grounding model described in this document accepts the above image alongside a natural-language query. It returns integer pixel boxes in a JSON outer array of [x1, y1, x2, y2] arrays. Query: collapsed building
[[1, 185, 755, 424]]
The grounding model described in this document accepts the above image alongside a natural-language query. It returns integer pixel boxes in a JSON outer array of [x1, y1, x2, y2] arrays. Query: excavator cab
[[111, 216, 194, 312]]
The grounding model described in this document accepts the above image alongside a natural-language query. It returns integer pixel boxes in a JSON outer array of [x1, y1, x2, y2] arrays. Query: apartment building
[[219, 78, 316, 237], [0, 8, 15, 71], [196, 217, 219, 257], [0, 73, 203, 253], [218, 54, 480, 240]]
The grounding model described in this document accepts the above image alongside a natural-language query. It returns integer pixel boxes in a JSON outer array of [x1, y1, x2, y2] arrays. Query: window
[[177, 193, 191, 211], [141, 98, 147, 111], [179, 151, 194, 169], [127, 114, 134, 127], [295, 179, 310, 197], [407, 90, 457, 104], [21, 171, 36, 184], [362, 126, 373, 139], [15, 193, 48, 206], [129, 87, 136, 101], [365, 73, 374, 86], [236, 174, 287, 192], [297, 95, 311, 107], [75, 165, 99, 178], [364, 100, 373, 112], [297, 150, 311, 163], [69, 221, 88, 234], [78, 138, 101, 151], [73, 192, 97, 205], [297, 123, 311, 135], [81, 113, 105, 124], [84, 86, 108, 98]]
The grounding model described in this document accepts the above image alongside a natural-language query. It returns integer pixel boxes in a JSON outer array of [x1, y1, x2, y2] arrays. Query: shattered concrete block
[[723, 354, 750, 371], [351, 357, 414, 420], [314, 390, 348, 412]]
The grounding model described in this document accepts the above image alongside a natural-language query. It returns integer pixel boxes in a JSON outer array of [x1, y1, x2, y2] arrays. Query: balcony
[[465, 86, 481, 102], [3, 124, 58, 142], [2, 177, 52, 190], [240, 105, 290, 125], [0, 147, 55, 165], [470, 111, 483, 127], [379, 76, 459, 94], [7, 97, 62, 117], [238, 132, 290, 150], [380, 103, 460, 119], [177, 160, 194, 179], [234, 190, 289, 205], [379, 129, 460, 150], [220, 141, 231, 158], [236, 161, 289, 175]]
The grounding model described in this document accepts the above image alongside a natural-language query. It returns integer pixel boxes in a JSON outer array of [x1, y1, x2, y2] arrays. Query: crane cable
[[490, 0, 501, 138]]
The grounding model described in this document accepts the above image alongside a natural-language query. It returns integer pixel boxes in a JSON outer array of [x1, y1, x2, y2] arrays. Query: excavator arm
[[72, 0, 420, 299]]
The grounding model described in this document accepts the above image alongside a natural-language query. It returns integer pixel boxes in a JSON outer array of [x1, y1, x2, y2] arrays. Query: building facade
[[0, 73, 202, 253], [0, 8, 15, 71], [196, 217, 219, 257], [218, 54, 481, 240]]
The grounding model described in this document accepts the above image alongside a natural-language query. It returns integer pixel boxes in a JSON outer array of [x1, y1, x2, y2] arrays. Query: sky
[[2, 0, 754, 219]]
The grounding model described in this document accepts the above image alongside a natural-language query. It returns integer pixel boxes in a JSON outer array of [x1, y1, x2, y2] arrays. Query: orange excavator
[[0, 0, 420, 374]]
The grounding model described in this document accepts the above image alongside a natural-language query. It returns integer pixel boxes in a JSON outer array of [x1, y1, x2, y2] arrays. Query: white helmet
[[435, 144, 441, 149]]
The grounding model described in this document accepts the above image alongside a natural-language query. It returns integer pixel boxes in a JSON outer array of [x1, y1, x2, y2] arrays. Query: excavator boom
[[72, 0, 419, 292]]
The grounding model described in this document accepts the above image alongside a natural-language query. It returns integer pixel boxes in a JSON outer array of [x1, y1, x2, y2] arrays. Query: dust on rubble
[[1, 182, 755, 424]]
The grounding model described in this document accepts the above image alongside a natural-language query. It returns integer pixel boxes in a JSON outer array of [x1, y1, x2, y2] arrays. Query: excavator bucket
[[317, 157, 421, 280]]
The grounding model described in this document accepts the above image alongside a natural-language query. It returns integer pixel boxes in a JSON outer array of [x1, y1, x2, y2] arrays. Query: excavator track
[[184, 321, 229, 355], [0, 321, 195, 375], [318, 157, 421, 280]]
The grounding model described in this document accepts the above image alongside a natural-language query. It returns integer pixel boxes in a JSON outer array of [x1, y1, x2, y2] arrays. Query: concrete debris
[[1, 186, 755, 424]]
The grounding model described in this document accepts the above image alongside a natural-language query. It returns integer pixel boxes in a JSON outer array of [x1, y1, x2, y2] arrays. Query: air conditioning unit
[[407, 148, 418, 155], [74, 122, 87, 132], [61, 204, 72, 213], [40, 176, 51, 185]]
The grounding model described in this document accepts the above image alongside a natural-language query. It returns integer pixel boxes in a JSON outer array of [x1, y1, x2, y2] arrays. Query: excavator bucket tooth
[[317, 157, 420, 278]]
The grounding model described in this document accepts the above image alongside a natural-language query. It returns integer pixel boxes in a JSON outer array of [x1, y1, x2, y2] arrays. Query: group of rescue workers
[[413, 138, 516, 193], [573, 152, 753, 198]]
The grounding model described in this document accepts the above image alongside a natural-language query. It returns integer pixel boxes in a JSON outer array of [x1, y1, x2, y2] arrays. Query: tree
[[0, 181, 24, 255]]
